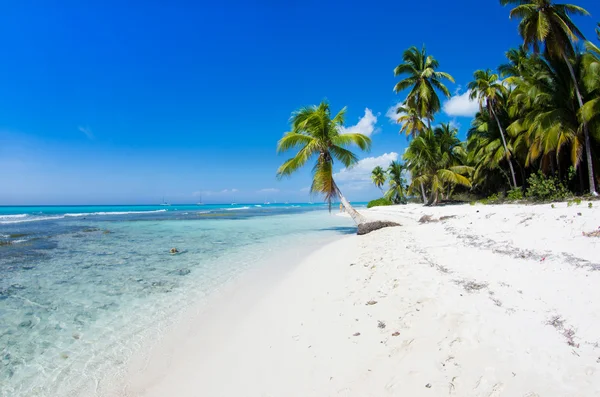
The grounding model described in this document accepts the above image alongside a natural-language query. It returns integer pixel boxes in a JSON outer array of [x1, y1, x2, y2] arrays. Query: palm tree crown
[[371, 166, 386, 192], [499, 0, 589, 59], [393, 45, 455, 124]]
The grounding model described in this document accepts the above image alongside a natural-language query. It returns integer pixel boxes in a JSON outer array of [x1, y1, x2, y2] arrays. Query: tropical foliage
[[276, 101, 371, 222], [385, 161, 408, 204], [371, 166, 386, 192], [391, 0, 598, 203], [279, 1, 599, 208]]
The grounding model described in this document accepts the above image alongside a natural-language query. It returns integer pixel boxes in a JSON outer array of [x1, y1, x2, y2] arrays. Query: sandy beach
[[117, 202, 600, 397]]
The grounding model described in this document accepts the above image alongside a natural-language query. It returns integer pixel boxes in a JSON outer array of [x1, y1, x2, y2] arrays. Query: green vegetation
[[507, 188, 524, 201], [391, 0, 599, 204], [276, 101, 371, 224], [278, 1, 599, 208], [371, 166, 386, 193], [367, 198, 394, 208], [385, 161, 408, 204], [525, 171, 571, 201]]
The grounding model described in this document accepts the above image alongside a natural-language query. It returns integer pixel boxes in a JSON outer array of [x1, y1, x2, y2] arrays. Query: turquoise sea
[[0, 203, 357, 396]]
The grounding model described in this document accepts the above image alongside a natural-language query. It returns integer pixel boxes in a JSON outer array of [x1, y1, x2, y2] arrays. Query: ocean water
[[0, 203, 357, 397]]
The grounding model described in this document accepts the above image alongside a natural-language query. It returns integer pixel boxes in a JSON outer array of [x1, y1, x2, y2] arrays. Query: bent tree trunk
[[339, 194, 366, 225], [563, 54, 598, 196], [420, 182, 427, 203], [489, 103, 518, 189]]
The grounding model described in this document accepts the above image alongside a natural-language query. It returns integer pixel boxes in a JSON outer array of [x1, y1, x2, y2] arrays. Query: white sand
[[116, 202, 600, 397]]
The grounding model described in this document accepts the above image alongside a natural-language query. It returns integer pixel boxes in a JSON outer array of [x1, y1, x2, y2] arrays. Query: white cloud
[[220, 188, 238, 193], [385, 103, 403, 124], [258, 188, 279, 193], [300, 187, 310, 193], [449, 118, 462, 130], [78, 126, 94, 139], [443, 90, 479, 117], [333, 152, 399, 190], [339, 108, 378, 137]]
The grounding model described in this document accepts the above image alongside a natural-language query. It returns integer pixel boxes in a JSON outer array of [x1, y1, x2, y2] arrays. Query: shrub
[[487, 193, 502, 203], [575, 198, 582, 205], [589, 202, 593, 208], [507, 188, 523, 201], [525, 171, 571, 201], [367, 198, 393, 208]]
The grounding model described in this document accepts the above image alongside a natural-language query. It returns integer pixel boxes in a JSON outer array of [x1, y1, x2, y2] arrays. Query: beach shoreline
[[115, 202, 600, 397]]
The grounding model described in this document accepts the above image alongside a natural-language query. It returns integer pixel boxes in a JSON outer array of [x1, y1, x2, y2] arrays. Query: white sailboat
[[160, 196, 171, 206]]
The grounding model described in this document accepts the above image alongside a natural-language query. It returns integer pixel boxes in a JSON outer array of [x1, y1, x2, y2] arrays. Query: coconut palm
[[393, 45, 455, 127], [499, 46, 533, 82], [468, 69, 518, 188], [404, 127, 472, 205], [394, 103, 427, 138], [509, 55, 583, 175], [371, 166, 386, 193], [499, 0, 596, 194], [385, 161, 407, 204], [468, 110, 519, 191], [580, 24, 600, 130], [276, 101, 371, 224]]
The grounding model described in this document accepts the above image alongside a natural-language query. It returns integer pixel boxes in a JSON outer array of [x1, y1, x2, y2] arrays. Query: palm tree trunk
[[489, 103, 518, 189], [420, 182, 427, 203], [563, 53, 598, 196], [339, 194, 366, 225]]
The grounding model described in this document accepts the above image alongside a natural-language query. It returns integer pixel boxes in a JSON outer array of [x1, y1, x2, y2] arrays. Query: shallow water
[[0, 204, 356, 396]]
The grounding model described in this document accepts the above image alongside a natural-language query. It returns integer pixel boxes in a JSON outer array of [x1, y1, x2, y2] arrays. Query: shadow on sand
[[318, 226, 357, 235]]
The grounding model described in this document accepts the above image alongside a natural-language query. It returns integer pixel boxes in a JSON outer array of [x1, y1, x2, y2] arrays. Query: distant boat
[[160, 197, 171, 206], [264, 201, 270, 205], [308, 201, 314, 204], [196, 194, 204, 205]]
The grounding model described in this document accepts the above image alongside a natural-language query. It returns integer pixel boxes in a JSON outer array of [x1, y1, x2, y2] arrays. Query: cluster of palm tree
[[391, 45, 472, 205], [370, 161, 408, 203], [393, 0, 599, 203], [277, 0, 599, 214], [467, 1, 599, 197]]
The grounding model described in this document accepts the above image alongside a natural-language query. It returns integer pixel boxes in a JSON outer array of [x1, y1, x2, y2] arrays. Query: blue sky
[[1, 0, 599, 205]]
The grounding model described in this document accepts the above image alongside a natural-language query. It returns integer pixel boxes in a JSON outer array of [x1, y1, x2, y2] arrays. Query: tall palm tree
[[404, 127, 472, 205], [385, 161, 407, 204], [371, 166, 386, 193], [500, 0, 596, 194], [468, 111, 518, 190], [468, 69, 518, 188], [393, 45, 455, 127], [276, 101, 371, 224]]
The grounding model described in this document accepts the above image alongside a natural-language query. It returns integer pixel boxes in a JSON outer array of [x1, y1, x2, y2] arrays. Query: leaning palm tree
[[500, 0, 596, 194], [385, 161, 407, 204], [371, 166, 386, 193], [468, 69, 518, 188], [276, 101, 371, 224], [404, 128, 472, 205], [393, 45, 455, 127]]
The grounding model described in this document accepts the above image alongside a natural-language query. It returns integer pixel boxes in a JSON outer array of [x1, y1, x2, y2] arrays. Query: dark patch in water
[[169, 268, 191, 276]]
